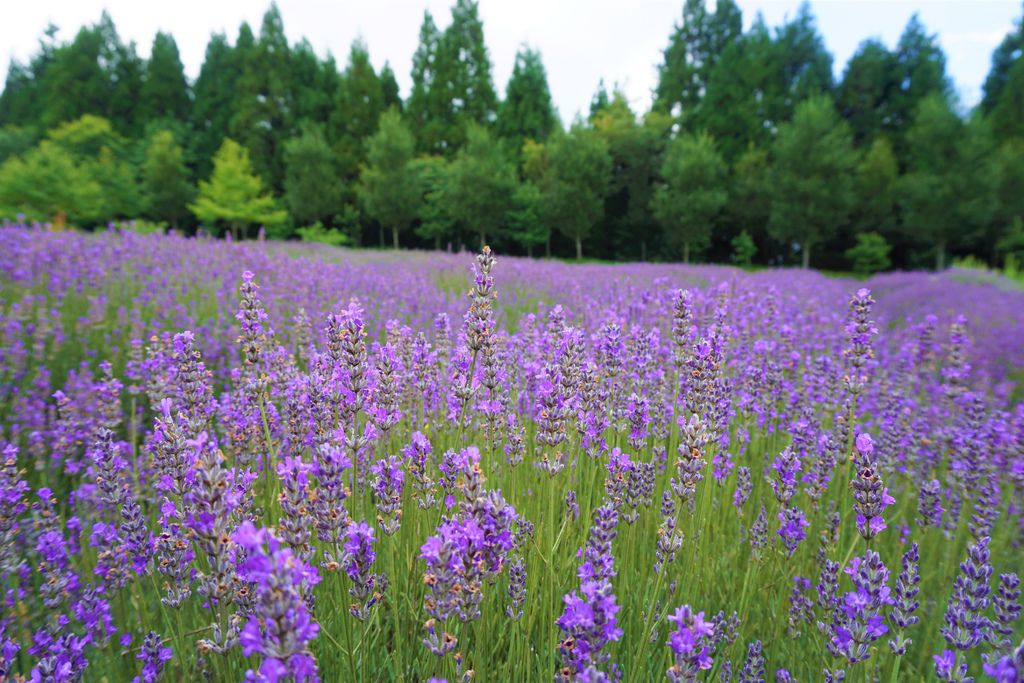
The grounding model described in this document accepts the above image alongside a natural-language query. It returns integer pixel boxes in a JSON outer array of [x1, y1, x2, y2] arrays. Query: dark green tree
[[769, 96, 857, 268], [412, 154, 453, 250], [331, 40, 386, 184], [380, 62, 402, 111], [836, 40, 897, 146], [889, 14, 950, 162], [495, 47, 557, 150], [284, 127, 344, 230], [693, 16, 776, 161], [988, 56, 1024, 141], [654, 0, 742, 125], [981, 7, 1023, 115], [192, 30, 246, 179], [142, 129, 194, 228], [651, 132, 728, 263], [413, 0, 497, 154], [407, 12, 443, 152], [358, 109, 421, 248], [140, 32, 190, 125], [230, 4, 295, 189]]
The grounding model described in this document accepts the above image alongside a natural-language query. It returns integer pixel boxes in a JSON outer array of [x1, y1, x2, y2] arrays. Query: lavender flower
[[665, 605, 714, 681], [234, 522, 321, 682], [942, 537, 993, 651]]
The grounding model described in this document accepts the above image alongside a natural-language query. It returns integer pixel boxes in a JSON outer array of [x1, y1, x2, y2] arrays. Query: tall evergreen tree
[[380, 62, 402, 111], [836, 39, 897, 146], [981, 7, 1023, 115], [140, 32, 190, 125], [495, 47, 557, 150], [413, 0, 497, 154], [654, 0, 742, 124], [889, 14, 949, 162], [291, 41, 338, 127], [988, 56, 1024, 141], [727, 144, 772, 256], [694, 16, 776, 161], [230, 4, 295, 189], [0, 24, 59, 128], [769, 96, 857, 268], [407, 11, 443, 152], [766, 2, 834, 125], [331, 39, 386, 183], [192, 30, 246, 179]]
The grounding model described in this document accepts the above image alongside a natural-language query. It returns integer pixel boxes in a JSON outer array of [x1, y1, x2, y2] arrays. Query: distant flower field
[[0, 223, 1022, 682]]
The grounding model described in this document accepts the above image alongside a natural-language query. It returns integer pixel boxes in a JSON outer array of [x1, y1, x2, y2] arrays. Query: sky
[[2, 1, 1021, 122]]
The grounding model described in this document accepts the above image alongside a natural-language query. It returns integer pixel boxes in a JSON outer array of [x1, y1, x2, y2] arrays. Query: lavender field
[[0, 223, 1022, 682]]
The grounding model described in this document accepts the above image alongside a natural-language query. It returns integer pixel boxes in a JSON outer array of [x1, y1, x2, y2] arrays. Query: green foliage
[[845, 231, 892, 274], [507, 180, 548, 256], [0, 125, 36, 163], [407, 1, 497, 154], [654, 0, 743, 123], [0, 140, 103, 221], [357, 110, 420, 248], [852, 137, 898, 235], [297, 220, 350, 247], [284, 127, 344, 227], [728, 145, 771, 243], [189, 138, 287, 238], [411, 154, 453, 248], [901, 96, 996, 269], [140, 32, 191, 125], [652, 132, 727, 263], [443, 123, 517, 246], [495, 47, 557, 151], [331, 40, 387, 182], [142, 130, 194, 228], [730, 229, 757, 265], [988, 56, 1024, 141], [769, 95, 857, 268], [541, 125, 612, 259]]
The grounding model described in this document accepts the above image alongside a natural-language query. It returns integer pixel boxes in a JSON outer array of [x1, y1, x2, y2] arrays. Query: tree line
[[1, 0, 1022, 270]]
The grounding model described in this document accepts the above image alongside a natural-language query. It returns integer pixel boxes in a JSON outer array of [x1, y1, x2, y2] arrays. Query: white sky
[[1, 1, 1020, 122]]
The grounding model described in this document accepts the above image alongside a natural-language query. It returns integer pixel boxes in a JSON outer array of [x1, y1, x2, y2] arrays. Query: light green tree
[[769, 96, 857, 268], [542, 125, 612, 260], [189, 138, 286, 239], [142, 130, 194, 229], [357, 109, 420, 249], [0, 140, 103, 222], [651, 132, 727, 263], [444, 123, 516, 247]]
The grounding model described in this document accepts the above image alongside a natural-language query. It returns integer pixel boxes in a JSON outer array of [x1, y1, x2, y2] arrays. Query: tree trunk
[[231, 222, 240, 241], [936, 241, 946, 271], [683, 241, 690, 264], [802, 244, 811, 269], [575, 236, 582, 261], [546, 238, 551, 259], [640, 240, 647, 262], [480, 231, 486, 250], [378, 224, 384, 248], [527, 244, 533, 258], [392, 225, 400, 250], [434, 235, 441, 251]]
